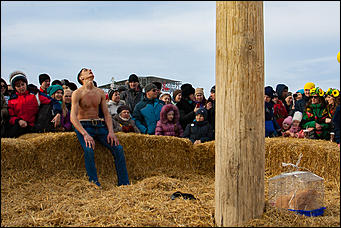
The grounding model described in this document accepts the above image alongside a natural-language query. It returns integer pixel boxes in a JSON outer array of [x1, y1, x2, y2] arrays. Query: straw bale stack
[[2, 133, 340, 182], [1, 132, 340, 227], [265, 137, 340, 182]]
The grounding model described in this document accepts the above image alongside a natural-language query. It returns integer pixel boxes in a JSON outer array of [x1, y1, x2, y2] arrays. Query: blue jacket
[[132, 97, 164, 134]]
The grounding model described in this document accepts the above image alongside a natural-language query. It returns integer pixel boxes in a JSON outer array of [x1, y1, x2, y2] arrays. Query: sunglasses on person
[[312, 96, 319, 99]]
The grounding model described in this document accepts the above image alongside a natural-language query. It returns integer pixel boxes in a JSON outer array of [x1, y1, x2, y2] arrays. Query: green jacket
[[302, 103, 329, 139]]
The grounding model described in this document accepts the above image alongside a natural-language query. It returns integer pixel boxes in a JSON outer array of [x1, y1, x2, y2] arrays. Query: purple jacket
[[155, 104, 183, 137]]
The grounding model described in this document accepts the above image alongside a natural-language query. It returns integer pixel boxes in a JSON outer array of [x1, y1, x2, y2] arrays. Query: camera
[[293, 93, 298, 98]]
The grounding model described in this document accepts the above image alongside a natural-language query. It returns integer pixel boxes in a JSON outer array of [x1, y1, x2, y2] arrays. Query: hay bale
[[265, 138, 340, 182], [1, 138, 37, 171], [192, 141, 215, 174], [116, 133, 194, 180]]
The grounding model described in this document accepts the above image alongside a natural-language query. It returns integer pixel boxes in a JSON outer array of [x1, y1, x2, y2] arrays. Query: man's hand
[[107, 131, 119, 147], [325, 118, 332, 124], [84, 133, 95, 149], [18, 119, 27, 128]]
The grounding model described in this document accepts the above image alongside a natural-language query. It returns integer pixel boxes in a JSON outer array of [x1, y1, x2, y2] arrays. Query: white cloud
[[264, 1, 340, 42]]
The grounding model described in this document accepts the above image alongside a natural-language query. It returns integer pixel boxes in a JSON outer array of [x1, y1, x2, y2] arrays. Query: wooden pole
[[215, 1, 265, 226]]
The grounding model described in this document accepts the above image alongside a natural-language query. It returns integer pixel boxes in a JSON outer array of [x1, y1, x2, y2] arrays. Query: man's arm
[[70, 90, 87, 136]]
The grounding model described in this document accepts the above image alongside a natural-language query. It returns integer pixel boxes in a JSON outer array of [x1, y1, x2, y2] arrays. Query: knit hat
[[181, 83, 195, 98], [282, 116, 293, 128], [47, 84, 64, 97], [195, 108, 208, 120], [52, 79, 62, 86], [152, 81, 162, 90], [296, 89, 304, 95], [195, 88, 204, 96], [38, 73, 51, 85], [210, 85, 215, 93], [108, 88, 119, 100], [304, 82, 315, 90], [117, 105, 131, 114], [172, 89, 182, 100], [264, 86, 275, 99], [128, 74, 139, 83], [292, 111, 303, 122], [144, 83, 157, 93], [9, 71, 28, 89]]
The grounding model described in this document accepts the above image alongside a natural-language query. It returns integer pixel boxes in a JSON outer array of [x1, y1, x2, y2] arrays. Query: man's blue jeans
[[75, 120, 130, 186]]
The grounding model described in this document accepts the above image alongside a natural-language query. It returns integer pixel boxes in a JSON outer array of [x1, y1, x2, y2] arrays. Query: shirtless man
[[70, 68, 130, 187]]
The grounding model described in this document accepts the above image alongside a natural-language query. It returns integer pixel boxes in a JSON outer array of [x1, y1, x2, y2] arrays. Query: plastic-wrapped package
[[268, 154, 326, 216]]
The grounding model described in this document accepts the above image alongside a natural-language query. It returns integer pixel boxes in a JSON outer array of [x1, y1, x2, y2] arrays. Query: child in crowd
[[48, 84, 72, 131], [194, 88, 207, 109], [160, 93, 172, 105], [183, 108, 214, 144], [112, 105, 140, 133], [155, 104, 183, 137], [107, 88, 126, 116], [288, 111, 304, 138], [281, 116, 292, 137]]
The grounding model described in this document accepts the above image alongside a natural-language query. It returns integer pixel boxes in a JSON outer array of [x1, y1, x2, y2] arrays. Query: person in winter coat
[[332, 104, 340, 146], [155, 103, 183, 137], [275, 84, 289, 112], [206, 85, 215, 139], [176, 83, 199, 130], [47, 84, 72, 132], [120, 74, 144, 112], [63, 89, 72, 113], [172, 89, 182, 104], [107, 88, 126, 116], [273, 93, 288, 128], [112, 105, 140, 133], [7, 71, 62, 138], [183, 108, 214, 144], [301, 87, 329, 140], [265, 86, 281, 137], [132, 83, 164, 135], [194, 88, 207, 109], [38, 73, 51, 95], [160, 93, 172, 105], [294, 82, 315, 114], [324, 88, 340, 135], [288, 111, 304, 138]]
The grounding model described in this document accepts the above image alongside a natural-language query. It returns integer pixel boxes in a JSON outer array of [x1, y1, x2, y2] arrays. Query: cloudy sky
[[1, 1, 340, 97]]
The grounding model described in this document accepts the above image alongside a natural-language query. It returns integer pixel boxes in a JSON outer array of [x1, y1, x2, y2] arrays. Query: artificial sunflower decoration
[[318, 88, 324, 97], [310, 88, 317, 96], [332, 89, 340, 97]]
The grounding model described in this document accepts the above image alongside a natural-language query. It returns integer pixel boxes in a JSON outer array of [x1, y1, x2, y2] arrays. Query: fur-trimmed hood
[[159, 104, 180, 124]]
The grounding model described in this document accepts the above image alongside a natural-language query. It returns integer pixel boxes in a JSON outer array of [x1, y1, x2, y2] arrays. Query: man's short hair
[[77, 68, 86, 85]]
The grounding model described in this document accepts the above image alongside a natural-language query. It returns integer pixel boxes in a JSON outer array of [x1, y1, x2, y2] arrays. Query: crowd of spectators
[[1, 72, 339, 147]]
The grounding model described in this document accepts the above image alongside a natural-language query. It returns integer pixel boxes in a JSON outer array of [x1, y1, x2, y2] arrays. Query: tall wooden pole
[[215, 1, 265, 226]]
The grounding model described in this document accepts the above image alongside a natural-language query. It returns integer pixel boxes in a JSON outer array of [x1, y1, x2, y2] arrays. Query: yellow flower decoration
[[310, 88, 316, 95], [332, 89, 340, 97], [326, 88, 333, 95], [310, 87, 324, 96]]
